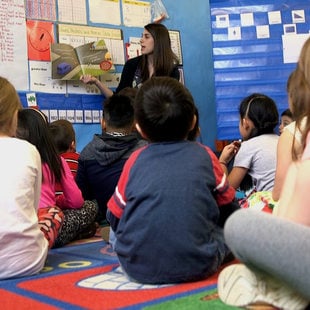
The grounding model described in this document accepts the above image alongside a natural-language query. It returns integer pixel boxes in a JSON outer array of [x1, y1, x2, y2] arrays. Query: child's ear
[[189, 115, 197, 131], [69, 141, 76, 152], [135, 123, 148, 140], [243, 117, 255, 131], [242, 118, 250, 129], [101, 118, 106, 130]]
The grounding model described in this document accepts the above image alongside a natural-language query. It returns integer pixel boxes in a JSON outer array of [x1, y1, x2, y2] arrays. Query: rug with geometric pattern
[[0, 235, 238, 309]]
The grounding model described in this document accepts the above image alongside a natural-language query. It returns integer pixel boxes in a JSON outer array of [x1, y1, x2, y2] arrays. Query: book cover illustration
[[51, 40, 114, 80]]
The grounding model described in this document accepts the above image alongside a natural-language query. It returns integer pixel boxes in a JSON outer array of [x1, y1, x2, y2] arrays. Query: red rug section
[[0, 288, 58, 309], [17, 265, 220, 309]]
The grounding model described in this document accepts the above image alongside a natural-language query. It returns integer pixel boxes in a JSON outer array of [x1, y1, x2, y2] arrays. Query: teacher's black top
[[115, 55, 180, 93]]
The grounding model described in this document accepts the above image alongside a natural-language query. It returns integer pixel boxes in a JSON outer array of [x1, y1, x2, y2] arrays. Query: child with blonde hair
[[0, 77, 49, 279], [218, 36, 310, 310]]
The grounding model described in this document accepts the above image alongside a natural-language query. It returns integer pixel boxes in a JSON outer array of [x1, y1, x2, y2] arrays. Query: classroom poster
[[0, 0, 28, 90]]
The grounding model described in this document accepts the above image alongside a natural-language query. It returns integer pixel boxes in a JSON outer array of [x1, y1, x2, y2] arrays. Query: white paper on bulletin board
[[122, 0, 151, 27], [282, 33, 310, 63], [0, 0, 29, 90], [169, 30, 183, 65], [58, 0, 87, 24], [89, 0, 121, 25]]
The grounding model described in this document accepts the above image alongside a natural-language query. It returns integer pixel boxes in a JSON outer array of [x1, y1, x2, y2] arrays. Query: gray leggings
[[224, 209, 310, 300]]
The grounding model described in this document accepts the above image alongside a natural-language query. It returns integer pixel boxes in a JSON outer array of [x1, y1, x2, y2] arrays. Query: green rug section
[[143, 288, 239, 309]]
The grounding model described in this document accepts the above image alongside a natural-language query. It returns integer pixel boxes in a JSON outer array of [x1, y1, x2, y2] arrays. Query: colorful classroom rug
[[0, 233, 239, 309]]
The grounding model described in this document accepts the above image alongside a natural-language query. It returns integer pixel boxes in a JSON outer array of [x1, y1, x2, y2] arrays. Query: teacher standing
[[80, 23, 180, 98]]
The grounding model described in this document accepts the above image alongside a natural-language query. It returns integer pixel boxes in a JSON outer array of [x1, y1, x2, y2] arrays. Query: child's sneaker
[[218, 264, 308, 310]]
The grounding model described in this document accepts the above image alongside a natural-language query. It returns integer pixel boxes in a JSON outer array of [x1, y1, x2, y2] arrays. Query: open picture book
[[51, 40, 114, 80]]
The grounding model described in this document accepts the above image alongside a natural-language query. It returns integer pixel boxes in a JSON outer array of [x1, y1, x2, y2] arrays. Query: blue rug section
[[44, 241, 118, 275], [0, 240, 119, 288], [52, 240, 117, 262]]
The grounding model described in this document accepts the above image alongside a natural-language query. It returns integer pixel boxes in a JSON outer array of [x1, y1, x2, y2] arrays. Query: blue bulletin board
[[210, 0, 310, 140]]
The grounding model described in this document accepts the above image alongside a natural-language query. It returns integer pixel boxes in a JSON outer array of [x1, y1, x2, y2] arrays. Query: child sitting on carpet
[[76, 89, 147, 225], [49, 119, 79, 179], [107, 76, 239, 284], [272, 70, 304, 202], [219, 93, 279, 194], [16, 108, 98, 248], [0, 77, 49, 279], [50, 119, 81, 199], [217, 36, 310, 310]]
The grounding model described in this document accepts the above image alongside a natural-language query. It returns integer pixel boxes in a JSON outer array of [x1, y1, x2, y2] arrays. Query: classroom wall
[[162, 1, 216, 150], [14, 1, 216, 152]]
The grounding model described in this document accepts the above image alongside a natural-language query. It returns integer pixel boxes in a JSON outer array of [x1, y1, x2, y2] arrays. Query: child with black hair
[[76, 89, 147, 225], [107, 76, 239, 284], [49, 119, 79, 178], [219, 93, 279, 193], [16, 109, 98, 247]]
